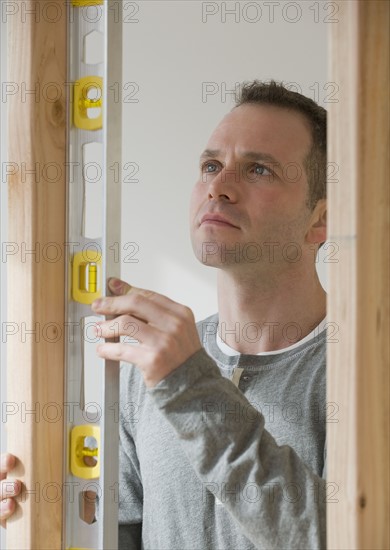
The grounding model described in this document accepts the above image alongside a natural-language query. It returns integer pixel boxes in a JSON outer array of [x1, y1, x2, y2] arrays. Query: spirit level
[[64, 1, 122, 548]]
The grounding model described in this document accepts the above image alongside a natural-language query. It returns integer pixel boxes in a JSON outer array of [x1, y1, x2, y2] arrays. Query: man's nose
[[207, 162, 240, 201]]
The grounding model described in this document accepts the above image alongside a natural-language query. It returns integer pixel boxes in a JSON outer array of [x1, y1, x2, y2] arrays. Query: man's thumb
[[107, 277, 132, 295]]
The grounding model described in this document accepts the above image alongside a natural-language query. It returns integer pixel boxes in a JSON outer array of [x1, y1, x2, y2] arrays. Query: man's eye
[[252, 164, 272, 176], [202, 162, 219, 173]]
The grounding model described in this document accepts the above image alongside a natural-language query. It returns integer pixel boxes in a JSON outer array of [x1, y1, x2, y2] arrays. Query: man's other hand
[[0, 453, 21, 528]]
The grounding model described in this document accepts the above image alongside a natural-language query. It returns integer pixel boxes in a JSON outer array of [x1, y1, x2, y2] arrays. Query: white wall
[[121, 0, 329, 321]]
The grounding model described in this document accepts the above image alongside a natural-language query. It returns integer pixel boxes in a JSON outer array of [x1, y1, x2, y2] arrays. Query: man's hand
[[91, 278, 202, 388], [0, 454, 21, 528]]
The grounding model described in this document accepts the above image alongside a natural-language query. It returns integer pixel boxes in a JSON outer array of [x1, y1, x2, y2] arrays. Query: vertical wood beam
[[328, 1, 389, 548], [7, 1, 67, 548]]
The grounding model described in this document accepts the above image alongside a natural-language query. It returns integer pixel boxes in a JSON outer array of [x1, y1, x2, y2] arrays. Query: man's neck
[[216, 264, 326, 354]]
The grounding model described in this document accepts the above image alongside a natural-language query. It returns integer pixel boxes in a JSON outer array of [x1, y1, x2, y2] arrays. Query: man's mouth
[[200, 213, 240, 228]]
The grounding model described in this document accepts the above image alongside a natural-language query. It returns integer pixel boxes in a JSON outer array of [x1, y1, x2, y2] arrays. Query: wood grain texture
[[327, 1, 389, 548], [7, 1, 67, 548]]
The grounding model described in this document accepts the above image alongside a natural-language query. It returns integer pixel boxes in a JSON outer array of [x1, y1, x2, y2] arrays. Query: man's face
[[189, 103, 315, 271]]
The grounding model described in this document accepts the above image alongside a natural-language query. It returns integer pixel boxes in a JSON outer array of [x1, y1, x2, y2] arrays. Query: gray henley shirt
[[118, 313, 327, 549]]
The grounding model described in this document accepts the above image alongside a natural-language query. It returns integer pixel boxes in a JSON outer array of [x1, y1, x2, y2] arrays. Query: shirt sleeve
[[147, 348, 327, 550]]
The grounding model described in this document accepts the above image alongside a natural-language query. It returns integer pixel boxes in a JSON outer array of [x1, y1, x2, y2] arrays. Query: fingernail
[[0, 454, 13, 470], [0, 499, 11, 512], [108, 278, 123, 290], [97, 344, 105, 355], [6, 480, 20, 495], [92, 299, 103, 310]]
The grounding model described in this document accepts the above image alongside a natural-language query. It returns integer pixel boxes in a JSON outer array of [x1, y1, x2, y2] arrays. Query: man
[[1, 80, 328, 548]]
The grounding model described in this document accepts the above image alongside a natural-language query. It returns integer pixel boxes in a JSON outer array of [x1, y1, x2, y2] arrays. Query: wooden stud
[[7, 1, 67, 548], [327, 1, 389, 548]]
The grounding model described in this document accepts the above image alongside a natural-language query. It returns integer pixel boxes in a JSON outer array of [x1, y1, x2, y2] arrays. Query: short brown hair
[[234, 80, 327, 211]]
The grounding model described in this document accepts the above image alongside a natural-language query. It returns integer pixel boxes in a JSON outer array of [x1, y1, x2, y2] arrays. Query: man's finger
[[108, 278, 159, 297], [93, 289, 191, 331], [107, 277, 132, 295], [0, 497, 16, 523], [0, 479, 21, 501], [0, 454, 15, 480], [106, 278, 187, 316], [97, 341, 146, 365], [94, 314, 143, 341]]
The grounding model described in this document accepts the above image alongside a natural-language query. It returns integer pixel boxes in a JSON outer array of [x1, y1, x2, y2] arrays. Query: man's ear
[[305, 199, 327, 245]]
